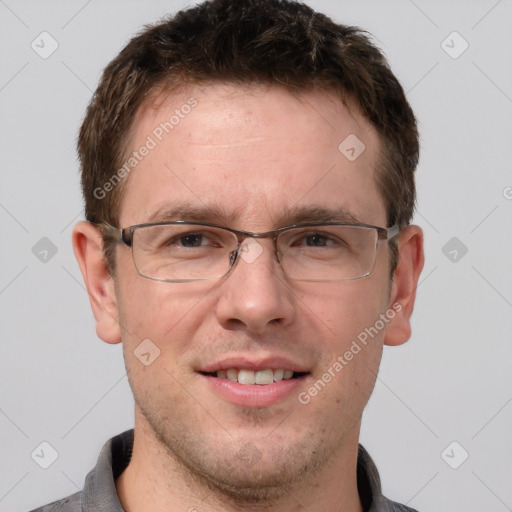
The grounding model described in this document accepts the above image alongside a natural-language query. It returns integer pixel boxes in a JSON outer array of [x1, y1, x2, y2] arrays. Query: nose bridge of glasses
[[230, 230, 281, 270]]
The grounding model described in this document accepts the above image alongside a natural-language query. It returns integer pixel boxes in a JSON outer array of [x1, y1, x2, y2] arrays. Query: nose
[[214, 238, 295, 334]]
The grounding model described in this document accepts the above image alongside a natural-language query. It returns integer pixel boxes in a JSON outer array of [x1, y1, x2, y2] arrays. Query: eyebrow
[[146, 203, 241, 224], [279, 205, 362, 225], [144, 202, 363, 227]]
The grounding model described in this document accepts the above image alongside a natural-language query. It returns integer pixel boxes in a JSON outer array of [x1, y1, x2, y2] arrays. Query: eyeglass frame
[[101, 220, 401, 283]]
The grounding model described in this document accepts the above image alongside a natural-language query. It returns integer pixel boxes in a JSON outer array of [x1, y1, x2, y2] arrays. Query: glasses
[[102, 221, 400, 283]]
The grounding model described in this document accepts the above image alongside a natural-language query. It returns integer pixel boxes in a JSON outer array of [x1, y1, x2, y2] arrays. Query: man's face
[[113, 83, 394, 495]]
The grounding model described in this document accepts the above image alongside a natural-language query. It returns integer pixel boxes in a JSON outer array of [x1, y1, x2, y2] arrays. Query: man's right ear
[[72, 221, 122, 344]]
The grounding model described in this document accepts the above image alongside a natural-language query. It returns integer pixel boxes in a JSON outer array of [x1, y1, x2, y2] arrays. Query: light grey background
[[1, 1, 511, 511]]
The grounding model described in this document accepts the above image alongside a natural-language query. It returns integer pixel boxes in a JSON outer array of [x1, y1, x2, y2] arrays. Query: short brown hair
[[78, 0, 419, 275]]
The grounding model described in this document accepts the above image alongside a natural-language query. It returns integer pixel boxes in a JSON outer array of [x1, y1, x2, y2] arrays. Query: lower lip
[[201, 374, 307, 407]]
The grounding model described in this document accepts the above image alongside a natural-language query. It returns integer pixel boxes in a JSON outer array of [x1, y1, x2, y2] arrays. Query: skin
[[73, 83, 424, 512]]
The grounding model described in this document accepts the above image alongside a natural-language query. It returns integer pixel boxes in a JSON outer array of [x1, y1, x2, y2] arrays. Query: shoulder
[[357, 445, 420, 512], [28, 491, 82, 512], [380, 496, 419, 512]]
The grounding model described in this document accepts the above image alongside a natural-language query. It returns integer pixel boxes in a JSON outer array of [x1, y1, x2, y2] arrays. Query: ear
[[72, 221, 122, 344], [384, 225, 424, 347]]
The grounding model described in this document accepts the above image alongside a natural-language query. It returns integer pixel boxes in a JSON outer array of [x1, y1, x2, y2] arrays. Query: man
[[32, 0, 424, 510]]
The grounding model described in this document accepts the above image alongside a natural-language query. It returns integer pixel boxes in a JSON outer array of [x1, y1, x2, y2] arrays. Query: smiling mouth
[[200, 368, 309, 385]]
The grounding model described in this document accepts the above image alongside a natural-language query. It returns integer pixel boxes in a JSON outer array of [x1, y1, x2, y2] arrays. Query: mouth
[[197, 357, 311, 407], [200, 368, 309, 385]]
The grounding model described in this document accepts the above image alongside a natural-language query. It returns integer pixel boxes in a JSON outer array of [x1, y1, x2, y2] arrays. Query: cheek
[[297, 278, 388, 396], [116, 280, 212, 405], [115, 270, 211, 355], [295, 278, 389, 345]]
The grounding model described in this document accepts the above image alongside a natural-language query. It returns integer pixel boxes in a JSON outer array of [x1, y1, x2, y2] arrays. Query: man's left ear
[[384, 225, 424, 346]]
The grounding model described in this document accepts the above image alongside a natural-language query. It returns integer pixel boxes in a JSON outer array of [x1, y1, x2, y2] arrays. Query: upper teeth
[[216, 368, 294, 385]]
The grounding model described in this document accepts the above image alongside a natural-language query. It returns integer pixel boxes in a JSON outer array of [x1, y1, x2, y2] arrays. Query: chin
[[147, 411, 331, 506], [185, 447, 318, 506]]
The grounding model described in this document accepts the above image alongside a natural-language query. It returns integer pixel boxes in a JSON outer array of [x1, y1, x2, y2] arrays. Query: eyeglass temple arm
[[98, 223, 133, 246], [380, 224, 400, 240]]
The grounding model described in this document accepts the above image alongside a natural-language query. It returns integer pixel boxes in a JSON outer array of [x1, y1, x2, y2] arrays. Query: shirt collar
[[82, 429, 398, 512], [82, 430, 132, 512]]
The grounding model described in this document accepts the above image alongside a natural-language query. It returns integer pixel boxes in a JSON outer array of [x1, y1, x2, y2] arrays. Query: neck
[[116, 411, 364, 512]]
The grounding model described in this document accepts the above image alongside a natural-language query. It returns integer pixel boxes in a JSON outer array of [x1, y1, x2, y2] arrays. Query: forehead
[[119, 83, 386, 229]]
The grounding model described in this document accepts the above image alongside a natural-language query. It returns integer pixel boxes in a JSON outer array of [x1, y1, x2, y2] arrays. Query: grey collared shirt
[[29, 429, 418, 512]]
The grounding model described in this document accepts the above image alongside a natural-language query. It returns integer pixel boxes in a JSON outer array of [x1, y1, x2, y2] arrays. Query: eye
[[302, 233, 332, 247], [292, 231, 345, 248], [160, 229, 229, 251], [176, 233, 207, 247], [135, 225, 233, 255]]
